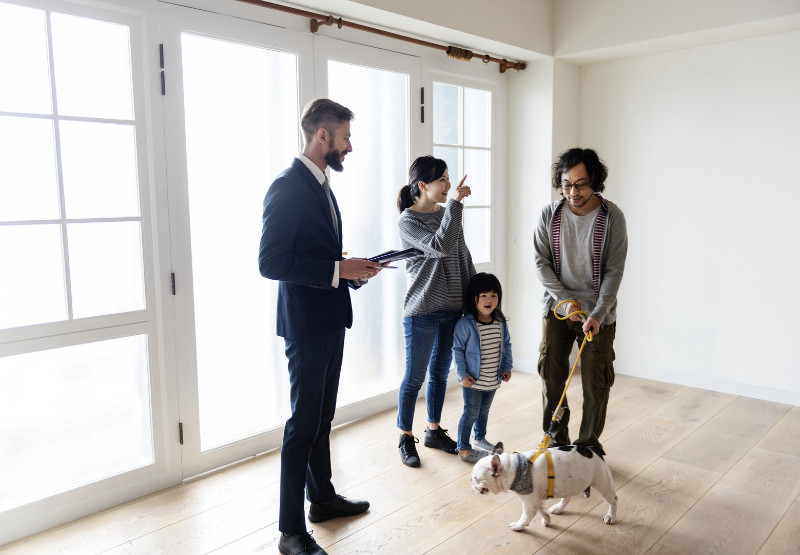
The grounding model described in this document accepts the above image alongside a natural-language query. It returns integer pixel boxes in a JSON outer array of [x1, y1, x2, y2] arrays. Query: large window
[[1, 0, 504, 543], [0, 0, 157, 527], [0, 5, 145, 329], [326, 56, 412, 405], [432, 81, 493, 264], [177, 32, 300, 451]]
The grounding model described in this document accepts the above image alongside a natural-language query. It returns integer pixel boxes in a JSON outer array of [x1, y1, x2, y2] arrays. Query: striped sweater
[[398, 199, 476, 317]]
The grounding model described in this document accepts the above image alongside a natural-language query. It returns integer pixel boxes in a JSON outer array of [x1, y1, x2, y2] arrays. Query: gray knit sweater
[[533, 197, 627, 325], [398, 199, 476, 317]]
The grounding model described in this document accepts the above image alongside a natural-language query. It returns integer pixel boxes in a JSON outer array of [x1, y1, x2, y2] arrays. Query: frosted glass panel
[[464, 87, 491, 148], [464, 207, 490, 264], [68, 221, 145, 318], [0, 2, 51, 114], [0, 225, 67, 329], [60, 120, 140, 219], [328, 59, 408, 406], [433, 81, 459, 145], [50, 13, 133, 120], [0, 335, 153, 512], [181, 33, 297, 449], [0, 116, 59, 221], [433, 146, 460, 186], [463, 149, 491, 206]]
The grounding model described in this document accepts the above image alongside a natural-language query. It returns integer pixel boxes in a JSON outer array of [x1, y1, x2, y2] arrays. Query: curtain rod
[[234, 0, 526, 73]]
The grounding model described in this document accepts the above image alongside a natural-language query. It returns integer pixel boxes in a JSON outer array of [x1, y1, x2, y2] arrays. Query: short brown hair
[[300, 98, 354, 144]]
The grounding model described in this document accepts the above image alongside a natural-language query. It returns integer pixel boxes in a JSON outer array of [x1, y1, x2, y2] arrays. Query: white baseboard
[[512, 359, 799, 406], [613, 361, 800, 406]]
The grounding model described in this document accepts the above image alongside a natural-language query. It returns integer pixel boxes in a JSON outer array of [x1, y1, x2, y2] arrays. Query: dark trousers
[[279, 329, 345, 534], [537, 313, 616, 448]]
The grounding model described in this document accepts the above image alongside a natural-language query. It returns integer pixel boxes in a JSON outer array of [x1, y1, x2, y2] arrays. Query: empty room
[[1, 0, 799, 553]]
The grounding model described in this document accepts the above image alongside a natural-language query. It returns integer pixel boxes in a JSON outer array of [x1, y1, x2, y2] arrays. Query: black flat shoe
[[278, 531, 326, 555], [308, 494, 369, 523]]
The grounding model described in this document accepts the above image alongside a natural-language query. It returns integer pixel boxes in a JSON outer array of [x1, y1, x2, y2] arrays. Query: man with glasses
[[533, 148, 628, 449]]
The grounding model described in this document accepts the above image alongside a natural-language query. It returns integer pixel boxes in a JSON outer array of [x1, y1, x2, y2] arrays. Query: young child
[[452, 273, 512, 462]]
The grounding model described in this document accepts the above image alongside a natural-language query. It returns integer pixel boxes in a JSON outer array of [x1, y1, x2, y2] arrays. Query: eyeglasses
[[561, 181, 591, 192]]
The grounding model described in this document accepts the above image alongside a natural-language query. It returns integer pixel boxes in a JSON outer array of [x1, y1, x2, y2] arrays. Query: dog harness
[[551, 194, 609, 299], [509, 451, 555, 498]]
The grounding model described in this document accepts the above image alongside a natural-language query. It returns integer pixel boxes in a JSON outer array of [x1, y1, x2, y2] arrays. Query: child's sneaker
[[458, 448, 489, 463], [473, 437, 495, 451], [423, 427, 458, 454]]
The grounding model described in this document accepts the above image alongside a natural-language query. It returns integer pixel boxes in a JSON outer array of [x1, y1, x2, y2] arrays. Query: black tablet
[[367, 248, 422, 264]]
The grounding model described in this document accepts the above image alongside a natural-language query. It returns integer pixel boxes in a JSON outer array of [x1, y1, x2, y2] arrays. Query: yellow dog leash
[[527, 300, 594, 498]]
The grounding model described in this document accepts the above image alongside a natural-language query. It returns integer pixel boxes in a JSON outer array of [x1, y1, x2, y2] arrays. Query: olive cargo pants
[[537, 312, 616, 448]]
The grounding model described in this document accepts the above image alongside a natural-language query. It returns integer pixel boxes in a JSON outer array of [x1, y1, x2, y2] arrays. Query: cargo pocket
[[591, 346, 615, 389], [537, 342, 549, 379]]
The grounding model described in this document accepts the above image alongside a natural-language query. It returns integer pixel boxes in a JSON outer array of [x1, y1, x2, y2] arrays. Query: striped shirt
[[471, 318, 502, 391], [398, 199, 475, 317]]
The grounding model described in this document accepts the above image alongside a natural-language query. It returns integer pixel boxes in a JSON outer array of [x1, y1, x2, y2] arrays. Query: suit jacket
[[259, 158, 353, 340]]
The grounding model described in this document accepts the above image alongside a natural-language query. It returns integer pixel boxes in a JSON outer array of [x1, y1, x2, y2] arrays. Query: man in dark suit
[[259, 99, 381, 555]]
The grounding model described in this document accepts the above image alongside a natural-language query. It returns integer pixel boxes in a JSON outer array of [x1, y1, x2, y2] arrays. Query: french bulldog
[[471, 442, 617, 531]]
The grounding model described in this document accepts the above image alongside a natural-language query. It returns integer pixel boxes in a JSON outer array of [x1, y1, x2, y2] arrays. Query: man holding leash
[[533, 148, 628, 449]]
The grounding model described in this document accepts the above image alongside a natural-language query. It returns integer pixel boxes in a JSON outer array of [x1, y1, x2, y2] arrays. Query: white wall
[[554, 0, 800, 57], [506, 58, 582, 374], [506, 60, 555, 373], [578, 30, 800, 404]]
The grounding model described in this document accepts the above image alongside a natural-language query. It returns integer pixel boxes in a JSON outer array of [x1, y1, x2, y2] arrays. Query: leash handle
[[554, 299, 593, 342]]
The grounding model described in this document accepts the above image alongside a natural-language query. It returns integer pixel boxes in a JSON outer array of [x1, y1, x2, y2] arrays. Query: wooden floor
[[3, 371, 800, 554]]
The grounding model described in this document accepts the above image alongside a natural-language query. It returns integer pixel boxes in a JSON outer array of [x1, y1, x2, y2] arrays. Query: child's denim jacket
[[452, 313, 513, 383]]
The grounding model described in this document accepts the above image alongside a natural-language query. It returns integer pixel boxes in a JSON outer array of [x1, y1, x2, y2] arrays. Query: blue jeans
[[397, 310, 460, 432], [457, 387, 496, 451]]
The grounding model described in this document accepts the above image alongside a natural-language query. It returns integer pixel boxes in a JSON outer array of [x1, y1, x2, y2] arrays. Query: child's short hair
[[464, 272, 505, 321]]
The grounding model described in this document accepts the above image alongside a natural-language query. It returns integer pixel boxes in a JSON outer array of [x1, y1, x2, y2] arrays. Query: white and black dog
[[471, 442, 617, 531]]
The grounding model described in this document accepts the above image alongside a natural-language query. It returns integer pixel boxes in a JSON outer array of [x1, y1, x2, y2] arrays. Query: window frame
[[0, 0, 179, 545], [426, 69, 506, 274]]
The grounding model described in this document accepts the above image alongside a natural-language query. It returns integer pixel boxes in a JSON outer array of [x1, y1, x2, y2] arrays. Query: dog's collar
[[510, 453, 533, 494]]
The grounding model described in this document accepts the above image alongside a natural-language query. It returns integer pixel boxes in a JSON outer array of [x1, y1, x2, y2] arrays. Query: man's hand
[[583, 317, 600, 337], [501, 371, 511, 382], [565, 301, 583, 322], [340, 258, 382, 281], [461, 376, 475, 388]]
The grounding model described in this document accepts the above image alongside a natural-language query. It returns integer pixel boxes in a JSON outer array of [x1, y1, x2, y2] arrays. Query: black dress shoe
[[308, 494, 369, 523], [278, 531, 327, 555]]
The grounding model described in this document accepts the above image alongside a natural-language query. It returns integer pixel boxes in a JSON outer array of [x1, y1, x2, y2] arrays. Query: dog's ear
[[490, 454, 503, 477], [492, 441, 504, 455]]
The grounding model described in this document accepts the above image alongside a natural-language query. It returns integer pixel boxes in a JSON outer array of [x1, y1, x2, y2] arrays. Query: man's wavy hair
[[551, 148, 608, 194]]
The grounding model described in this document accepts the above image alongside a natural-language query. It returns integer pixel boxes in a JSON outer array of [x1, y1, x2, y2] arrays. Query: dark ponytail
[[397, 184, 416, 213], [397, 155, 448, 213]]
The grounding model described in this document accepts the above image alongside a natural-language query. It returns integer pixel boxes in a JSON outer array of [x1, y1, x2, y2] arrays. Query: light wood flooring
[[3, 371, 800, 554]]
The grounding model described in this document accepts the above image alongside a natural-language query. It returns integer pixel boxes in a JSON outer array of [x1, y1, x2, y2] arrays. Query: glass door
[[162, 5, 421, 479], [160, 3, 314, 477], [0, 0, 176, 544], [313, 36, 421, 414]]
